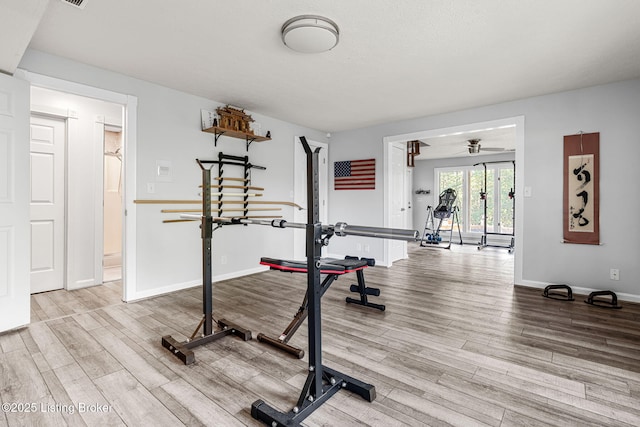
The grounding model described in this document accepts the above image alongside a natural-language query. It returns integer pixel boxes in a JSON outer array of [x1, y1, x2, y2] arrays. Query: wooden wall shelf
[[203, 126, 271, 150]]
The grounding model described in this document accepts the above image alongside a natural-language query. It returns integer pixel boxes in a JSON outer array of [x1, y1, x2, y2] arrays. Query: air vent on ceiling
[[60, 0, 87, 9]]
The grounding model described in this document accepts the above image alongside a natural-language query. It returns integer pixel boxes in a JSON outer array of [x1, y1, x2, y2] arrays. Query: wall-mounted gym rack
[[210, 152, 266, 219]]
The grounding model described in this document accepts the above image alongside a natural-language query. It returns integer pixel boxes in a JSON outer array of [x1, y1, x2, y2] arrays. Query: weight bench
[[257, 256, 384, 358]]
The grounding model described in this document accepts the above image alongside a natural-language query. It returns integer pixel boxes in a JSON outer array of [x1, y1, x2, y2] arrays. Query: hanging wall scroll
[[563, 132, 599, 244]]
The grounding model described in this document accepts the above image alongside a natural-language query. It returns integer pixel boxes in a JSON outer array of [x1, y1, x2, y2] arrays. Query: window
[[498, 167, 515, 234], [435, 163, 514, 234]]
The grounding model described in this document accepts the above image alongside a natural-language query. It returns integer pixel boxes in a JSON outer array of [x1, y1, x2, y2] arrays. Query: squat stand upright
[[161, 160, 251, 365], [251, 137, 376, 426]]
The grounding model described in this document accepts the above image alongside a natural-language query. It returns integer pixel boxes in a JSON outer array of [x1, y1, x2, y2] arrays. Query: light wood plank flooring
[[3, 244, 640, 426]]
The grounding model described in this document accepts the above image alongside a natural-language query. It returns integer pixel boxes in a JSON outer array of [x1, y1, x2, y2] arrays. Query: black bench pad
[[260, 257, 367, 275]]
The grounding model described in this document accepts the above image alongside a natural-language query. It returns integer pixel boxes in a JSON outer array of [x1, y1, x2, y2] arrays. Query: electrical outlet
[[610, 268, 620, 281], [221, 255, 227, 265], [147, 183, 155, 193]]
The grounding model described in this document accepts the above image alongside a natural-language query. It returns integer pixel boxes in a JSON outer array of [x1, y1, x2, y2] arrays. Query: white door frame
[[16, 69, 139, 302], [0, 73, 30, 332], [389, 142, 408, 263], [100, 121, 123, 283], [382, 116, 525, 284], [93, 116, 123, 286]]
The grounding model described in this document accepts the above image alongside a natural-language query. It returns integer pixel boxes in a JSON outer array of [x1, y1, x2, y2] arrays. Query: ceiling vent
[[60, 0, 87, 9]]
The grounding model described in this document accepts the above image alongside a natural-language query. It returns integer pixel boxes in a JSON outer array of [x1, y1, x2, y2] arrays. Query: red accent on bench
[[260, 257, 367, 275]]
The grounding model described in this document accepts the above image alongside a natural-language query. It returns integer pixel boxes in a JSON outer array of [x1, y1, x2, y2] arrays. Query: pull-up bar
[[473, 160, 516, 166], [196, 158, 266, 170]]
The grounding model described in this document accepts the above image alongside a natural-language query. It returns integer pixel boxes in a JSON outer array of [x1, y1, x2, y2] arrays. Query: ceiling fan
[[467, 138, 513, 154]]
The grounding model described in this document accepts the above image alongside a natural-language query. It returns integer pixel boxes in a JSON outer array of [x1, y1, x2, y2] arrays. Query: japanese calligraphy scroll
[[563, 132, 599, 244]]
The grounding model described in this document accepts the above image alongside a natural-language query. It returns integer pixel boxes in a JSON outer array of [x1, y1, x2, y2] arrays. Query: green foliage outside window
[[436, 164, 513, 234], [499, 168, 515, 233], [438, 171, 464, 228]]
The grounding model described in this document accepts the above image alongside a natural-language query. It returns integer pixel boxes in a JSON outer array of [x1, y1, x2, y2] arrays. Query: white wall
[[20, 49, 327, 300], [329, 78, 640, 300], [327, 127, 387, 260]]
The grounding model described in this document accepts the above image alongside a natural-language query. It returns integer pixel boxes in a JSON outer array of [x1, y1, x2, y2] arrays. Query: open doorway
[[383, 116, 525, 284], [29, 85, 125, 294], [103, 125, 123, 282]]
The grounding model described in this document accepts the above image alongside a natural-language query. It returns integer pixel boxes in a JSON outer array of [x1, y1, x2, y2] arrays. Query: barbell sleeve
[[180, 213, 202, 220], [333, 222, 419, 241]]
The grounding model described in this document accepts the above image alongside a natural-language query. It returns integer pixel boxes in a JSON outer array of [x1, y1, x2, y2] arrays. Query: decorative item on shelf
[[252, 122, 262, 137], [201, 105, 272, 150], [200, 109, 218, 130], [216, 105, 254, 133]]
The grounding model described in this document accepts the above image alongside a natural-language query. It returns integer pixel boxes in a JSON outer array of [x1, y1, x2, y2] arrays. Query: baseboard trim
[[127, 266, 269, 302], [103, 253, 122, 267], [67, 279, 96, 291]]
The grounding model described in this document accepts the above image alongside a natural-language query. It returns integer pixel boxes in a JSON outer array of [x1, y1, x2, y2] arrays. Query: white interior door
[[30, 115, 66, 293], [390, 144, 407, 262], [0, 73, 31, 332]]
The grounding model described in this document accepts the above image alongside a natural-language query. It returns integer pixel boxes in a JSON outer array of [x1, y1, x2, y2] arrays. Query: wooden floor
[[3, 244, 640, 426]]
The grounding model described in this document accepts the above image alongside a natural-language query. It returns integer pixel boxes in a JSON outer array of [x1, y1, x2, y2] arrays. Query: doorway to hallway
[[103, 125, 123, 283], [29, 85, 125, 294]]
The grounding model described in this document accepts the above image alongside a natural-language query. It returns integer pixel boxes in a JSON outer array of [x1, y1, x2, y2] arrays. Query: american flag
[[334, 159, 376, 190]]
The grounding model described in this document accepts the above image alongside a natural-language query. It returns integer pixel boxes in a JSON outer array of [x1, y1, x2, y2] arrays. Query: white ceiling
[[414, 124, 516, 161], [2, 0, 640, 136]]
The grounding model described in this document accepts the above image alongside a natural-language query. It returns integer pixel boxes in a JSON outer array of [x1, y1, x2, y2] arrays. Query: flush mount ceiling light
[[281, 15, 339, 53]]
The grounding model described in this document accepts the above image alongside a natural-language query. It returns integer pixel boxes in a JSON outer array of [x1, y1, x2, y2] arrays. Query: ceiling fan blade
[[482, 147, 513, 152]]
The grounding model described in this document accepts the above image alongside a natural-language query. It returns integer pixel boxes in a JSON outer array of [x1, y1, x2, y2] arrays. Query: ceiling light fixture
[[281, 15, 339, 53], [468, 139, 481, 154]]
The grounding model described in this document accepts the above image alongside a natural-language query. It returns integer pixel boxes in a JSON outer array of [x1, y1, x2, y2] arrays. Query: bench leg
[[346, 269, 385, 311], [257, 275, 338, 357]]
